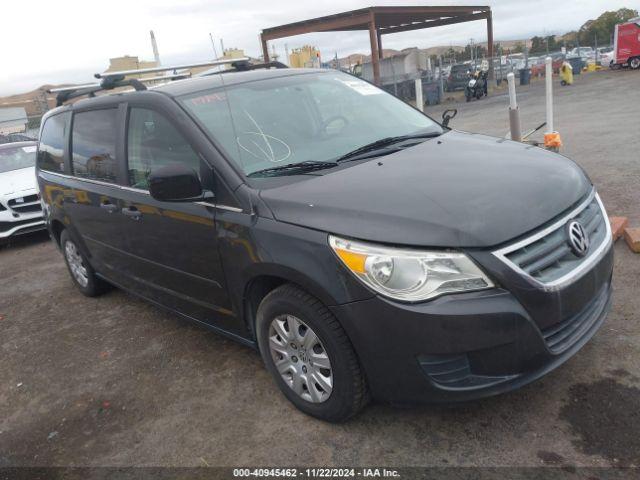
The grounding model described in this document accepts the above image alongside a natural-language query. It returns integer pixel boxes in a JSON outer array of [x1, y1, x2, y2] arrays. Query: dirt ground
[[1, 69, 639, 469]]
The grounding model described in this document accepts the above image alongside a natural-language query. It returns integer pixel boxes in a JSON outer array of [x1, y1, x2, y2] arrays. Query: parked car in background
[[532, 53, 566, 75], [570, 47, 594, 58], [0, 141, 45, 244], [38, 67, 613, 422], [600, 49, 616, 68], [526, 56, 540, 68], [597, 46, 614, 56], [0, 133, 36, 145], [531, 57, 547, 76], [550, 52, 567, 73], [445, 63, 471, 91]]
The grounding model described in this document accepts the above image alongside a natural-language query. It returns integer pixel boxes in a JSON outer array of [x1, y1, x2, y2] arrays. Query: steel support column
[[486, 11, 494, 84], [369, 15, 381, 84], [261, 34, 270, 63]]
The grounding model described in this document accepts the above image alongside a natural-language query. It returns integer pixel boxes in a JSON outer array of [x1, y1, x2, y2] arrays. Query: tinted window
[[127, 108, 200, 189], [71, 109, 118, 182], [38, 112, 69, 172]]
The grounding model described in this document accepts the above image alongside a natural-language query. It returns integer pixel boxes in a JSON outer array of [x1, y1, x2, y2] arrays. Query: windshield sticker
[[339, 79, 382, 95], [188, 92, 227, 106], [22, 146, 37, 153]]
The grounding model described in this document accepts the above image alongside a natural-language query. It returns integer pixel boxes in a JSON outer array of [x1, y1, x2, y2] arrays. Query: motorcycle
[[465, 69, 488, 102]]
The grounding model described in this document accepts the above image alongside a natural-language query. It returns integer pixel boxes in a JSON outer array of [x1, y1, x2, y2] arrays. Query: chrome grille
[[494, 191, 611, 288], [8, 194, 42, 214]]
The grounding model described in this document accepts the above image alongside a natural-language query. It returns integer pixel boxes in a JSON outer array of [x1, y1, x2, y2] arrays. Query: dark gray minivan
[[37, 68, 613, 421]]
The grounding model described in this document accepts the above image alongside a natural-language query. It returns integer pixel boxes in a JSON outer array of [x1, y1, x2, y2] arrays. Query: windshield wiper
[[336, 131, 442, 163], [247, 160, 339, 178]]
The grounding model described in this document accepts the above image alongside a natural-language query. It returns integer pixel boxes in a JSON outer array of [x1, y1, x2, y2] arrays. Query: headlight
[[329, 235, 494, 302]]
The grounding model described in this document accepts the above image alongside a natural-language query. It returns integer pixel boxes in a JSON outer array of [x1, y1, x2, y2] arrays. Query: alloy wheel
[[268, 314, 333, 403], [64, 241, 89, 288]]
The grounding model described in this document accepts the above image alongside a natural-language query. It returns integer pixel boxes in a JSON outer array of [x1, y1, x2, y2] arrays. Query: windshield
[[0, 144, 36, 173], [179, 72, 442, 176]]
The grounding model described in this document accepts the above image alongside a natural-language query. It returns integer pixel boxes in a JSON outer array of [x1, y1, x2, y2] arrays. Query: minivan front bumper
[[330, 243, 613, 404]]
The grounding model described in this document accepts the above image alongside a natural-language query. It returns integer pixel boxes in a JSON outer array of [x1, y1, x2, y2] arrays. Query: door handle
[[100, 201, 118, 213], [121, 206, 142, 220]]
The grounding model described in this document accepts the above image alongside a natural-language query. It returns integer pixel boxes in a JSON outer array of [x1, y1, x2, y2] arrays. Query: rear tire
[[630, 57, 640, 70], [60, 230, 110, 297], [256, 284, 368, 422]]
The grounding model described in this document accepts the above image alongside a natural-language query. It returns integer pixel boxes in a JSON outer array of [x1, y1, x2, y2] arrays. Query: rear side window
[[38, 112, 70, 173], [126, 108, 200, 189], [71, 109, 118, 183]]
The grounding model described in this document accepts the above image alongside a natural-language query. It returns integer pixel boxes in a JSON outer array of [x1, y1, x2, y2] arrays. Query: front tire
[[256, 284, 368, 422], [60, 230, 110, 297]]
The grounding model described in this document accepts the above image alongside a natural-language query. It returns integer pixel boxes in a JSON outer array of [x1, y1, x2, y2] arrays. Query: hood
[[0, 167, 37, 196], [259, 131, 591, 248]]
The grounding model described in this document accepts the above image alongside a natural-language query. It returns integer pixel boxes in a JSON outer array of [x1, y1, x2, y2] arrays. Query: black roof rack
[[48, 58, 251, 106], [228, 60, 289, 71], [50, 76, 147, 106]]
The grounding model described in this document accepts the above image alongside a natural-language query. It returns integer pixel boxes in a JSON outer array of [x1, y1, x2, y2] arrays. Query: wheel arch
[[241, 264, 343, 341], [50, 219, 66, 246]]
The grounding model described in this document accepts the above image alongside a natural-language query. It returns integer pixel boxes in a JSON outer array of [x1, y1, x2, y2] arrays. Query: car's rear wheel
[[630, 57, 640, 70], [60, 230, 110, 297], [256, 284, 368, 422]]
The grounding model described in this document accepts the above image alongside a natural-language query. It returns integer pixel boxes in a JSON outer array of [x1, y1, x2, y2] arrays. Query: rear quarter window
[[71, 109, 118, 183], [37, 112, 70, 173]]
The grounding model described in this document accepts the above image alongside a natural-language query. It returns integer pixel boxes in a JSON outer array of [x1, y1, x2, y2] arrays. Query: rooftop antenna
[[209, 33, 219, 59], [150, 30, 161, 66]]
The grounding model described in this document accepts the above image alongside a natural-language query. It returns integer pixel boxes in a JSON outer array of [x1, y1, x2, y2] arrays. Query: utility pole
[[150, 30, 161, 66], [209, 33, 219, 59], [220, 38, 225, 56]]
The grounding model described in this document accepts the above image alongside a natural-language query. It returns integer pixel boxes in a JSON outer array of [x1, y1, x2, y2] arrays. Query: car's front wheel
[[256, 284, 368, 422], [60, 230, 110, 297]]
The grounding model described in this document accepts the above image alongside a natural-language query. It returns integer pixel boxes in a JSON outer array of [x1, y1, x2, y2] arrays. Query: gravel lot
[[1, 69, 639, 469]]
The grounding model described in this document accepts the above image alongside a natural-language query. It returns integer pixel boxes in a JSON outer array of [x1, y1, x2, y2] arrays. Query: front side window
[[38, 112, 70, 173], [179, 72, 442, 177], [71, 109, 118, 183], [127, 108, 200, 189], [0, 144, 37, 173]]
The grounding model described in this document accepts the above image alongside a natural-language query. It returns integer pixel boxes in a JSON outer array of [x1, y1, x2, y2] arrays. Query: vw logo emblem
[[566, 221, 590, 257]]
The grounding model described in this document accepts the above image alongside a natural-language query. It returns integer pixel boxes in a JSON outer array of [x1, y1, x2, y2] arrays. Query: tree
[[578, 8, 638, 46], [512, 42, 525, 54], [530, 35, 558, 54]]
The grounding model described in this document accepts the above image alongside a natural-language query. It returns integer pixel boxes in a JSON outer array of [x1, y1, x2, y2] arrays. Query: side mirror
[[441, 109, 458, 128], [148, 164, 212, 202]]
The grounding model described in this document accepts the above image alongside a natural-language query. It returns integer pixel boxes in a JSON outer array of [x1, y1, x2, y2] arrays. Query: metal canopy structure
[[261, 5, 493, 85]]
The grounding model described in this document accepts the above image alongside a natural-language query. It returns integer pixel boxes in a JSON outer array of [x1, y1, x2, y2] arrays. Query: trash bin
[[424, 81, 441, 106], [519, 68, 531, 85], [567, 56, 583, 74]]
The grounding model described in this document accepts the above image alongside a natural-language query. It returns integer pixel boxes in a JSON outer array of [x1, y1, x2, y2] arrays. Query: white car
[[0, 141, 45, 244], [600, 50, 615, 68]]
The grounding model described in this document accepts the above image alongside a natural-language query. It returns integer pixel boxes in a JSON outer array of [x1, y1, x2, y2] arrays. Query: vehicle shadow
[[1, 230, 51, 251]]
